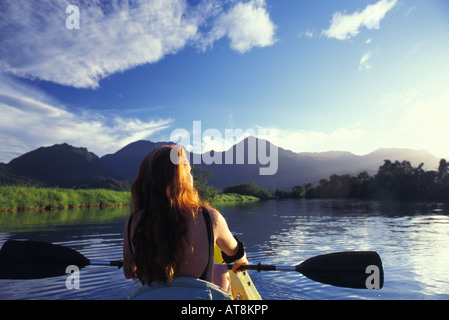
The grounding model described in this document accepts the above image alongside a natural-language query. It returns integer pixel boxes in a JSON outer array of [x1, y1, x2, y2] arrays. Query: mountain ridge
[[0, 137, 442, 191]]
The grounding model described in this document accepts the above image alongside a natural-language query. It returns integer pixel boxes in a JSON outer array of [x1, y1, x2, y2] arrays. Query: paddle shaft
[[225, 263, 296, 272], [89, 260, 123, 267]]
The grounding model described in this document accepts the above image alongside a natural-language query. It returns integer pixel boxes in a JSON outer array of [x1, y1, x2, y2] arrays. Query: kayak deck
[[213, 246, 262, 300], [128, 246, 262, 300]]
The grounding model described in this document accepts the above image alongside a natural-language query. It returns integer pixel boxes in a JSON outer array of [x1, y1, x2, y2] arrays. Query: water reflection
[[0, 207, 138, 300], [217, 199, 449, 300], [1, 199, 449, 300]]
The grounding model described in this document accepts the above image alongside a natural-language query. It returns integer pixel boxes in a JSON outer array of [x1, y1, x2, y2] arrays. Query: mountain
[[193, 137, 441, 191], [359, 148, 439, 171], [4, 143, 124, 188], [101, 140, 174, 180], [0, 138, 442, 191]]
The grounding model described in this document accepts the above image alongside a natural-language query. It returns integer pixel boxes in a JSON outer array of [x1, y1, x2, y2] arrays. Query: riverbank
[[0, 186, 130, 212], [208, 193, 259, 203], [0, 186, 259, 212]]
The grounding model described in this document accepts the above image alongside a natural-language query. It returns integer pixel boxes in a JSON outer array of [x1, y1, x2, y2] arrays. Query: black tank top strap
[[127, 215, 134, 255], [199, 207, 214, 282]]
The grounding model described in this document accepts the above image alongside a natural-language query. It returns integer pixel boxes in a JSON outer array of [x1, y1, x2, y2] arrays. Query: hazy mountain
[[101, 140, 174, 180], [194, 137, 440, 191], [4, 143, 124, 188], [0, 137, 441, 191]]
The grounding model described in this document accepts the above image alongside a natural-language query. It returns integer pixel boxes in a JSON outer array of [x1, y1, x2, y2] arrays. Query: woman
[[123, 145, 248, 299]]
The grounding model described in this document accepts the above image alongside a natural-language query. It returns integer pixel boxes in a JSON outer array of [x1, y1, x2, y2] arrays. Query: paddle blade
[[296, 251, 384, 289], [0, 240, 90, 279]]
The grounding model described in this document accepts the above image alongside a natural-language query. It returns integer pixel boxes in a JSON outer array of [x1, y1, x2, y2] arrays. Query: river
[[1, 199, 448, 300]]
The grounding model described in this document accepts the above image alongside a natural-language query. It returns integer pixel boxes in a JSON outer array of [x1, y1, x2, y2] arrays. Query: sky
[[1, 0, 449, 164]]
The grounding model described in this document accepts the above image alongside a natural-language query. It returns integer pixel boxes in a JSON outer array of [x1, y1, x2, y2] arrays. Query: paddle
[[228, 251, 384, 289], [0, 240, 122, 280]]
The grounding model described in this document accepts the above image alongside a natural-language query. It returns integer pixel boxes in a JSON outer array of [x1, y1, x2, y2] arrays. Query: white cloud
[[0, 0, 277, 88], [0, 75, 172, 163], [359, 51, 372, 71], [202, 0, 277, 53], [322, 0, 397, 40]]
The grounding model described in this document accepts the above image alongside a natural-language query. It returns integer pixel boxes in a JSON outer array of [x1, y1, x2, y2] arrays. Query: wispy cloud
[[0, 0, 276, 89], [322, 0, 397, 41], [204, 0, 277, 53], [359, 51, 372, 71], [0, 75, 172, 163], [298, 30, 315, 39]]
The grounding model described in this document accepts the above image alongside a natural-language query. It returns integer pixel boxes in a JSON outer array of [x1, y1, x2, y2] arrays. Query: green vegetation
[[191, 165, 221, 200], [0, 166, 262, 211], [191, 166, 262, 203], [208, 193, 259, 203], [0, 186, 130, 212], [224, 182, 273, 199], [276, 158, 449, 202]]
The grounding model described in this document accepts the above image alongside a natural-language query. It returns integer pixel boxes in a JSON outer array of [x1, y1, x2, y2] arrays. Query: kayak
[[213, 245, 262, 300], [128, 246, 262, 300]]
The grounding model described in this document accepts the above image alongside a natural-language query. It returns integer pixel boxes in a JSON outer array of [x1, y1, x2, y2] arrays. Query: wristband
[[221, 235, 245, 264]]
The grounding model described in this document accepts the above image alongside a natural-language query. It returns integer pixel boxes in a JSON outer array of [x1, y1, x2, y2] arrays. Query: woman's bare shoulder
[[204, 206, 228, 229]]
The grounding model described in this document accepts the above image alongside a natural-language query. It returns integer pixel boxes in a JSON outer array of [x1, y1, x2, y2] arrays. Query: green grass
[[208, 193, 259, 203], [0, 186, 131, 211], [0, 186, 259, 212]]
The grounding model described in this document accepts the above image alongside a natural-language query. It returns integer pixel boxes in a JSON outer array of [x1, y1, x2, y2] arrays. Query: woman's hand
[[231, 255, 249, 274]]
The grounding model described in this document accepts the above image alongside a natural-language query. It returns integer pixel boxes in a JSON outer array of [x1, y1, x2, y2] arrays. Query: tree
[[316, 174, 355, 198], [438, 159, 449, 183], [304, 183, 317, 198], [436, 159, 449, 199], [191, 165, 220, 200], [291, 185, 304, 198], [352, 171, 374, 199], [224, 182, 272, 199], [374, 160, 426, 200]]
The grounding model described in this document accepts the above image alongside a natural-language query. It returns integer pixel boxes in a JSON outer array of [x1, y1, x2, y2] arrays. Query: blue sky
[[1, 0, 449, 164]]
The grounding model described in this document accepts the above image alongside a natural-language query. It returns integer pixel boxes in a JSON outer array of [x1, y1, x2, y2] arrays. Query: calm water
[[1, 199, 448, 300]]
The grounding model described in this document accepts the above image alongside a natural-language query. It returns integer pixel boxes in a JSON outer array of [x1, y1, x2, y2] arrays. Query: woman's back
[[125, 207, 213, 280], [180, 208, 212, 279]]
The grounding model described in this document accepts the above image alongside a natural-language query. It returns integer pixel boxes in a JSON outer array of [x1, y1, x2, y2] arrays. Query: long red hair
[[130, 145, 205, 284]]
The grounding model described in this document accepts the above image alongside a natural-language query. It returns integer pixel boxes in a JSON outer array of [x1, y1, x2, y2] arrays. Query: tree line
[[191, 166, 272, 200], [276, 159, 449, 202], [192, 159, 449, 202]]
